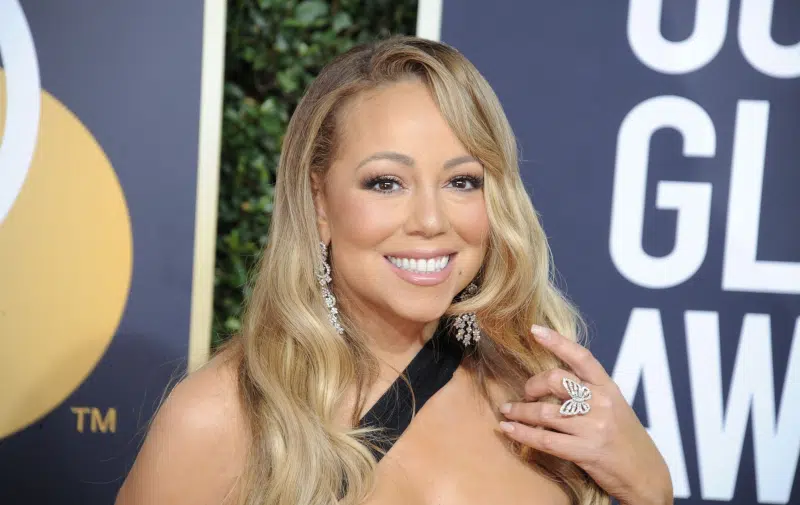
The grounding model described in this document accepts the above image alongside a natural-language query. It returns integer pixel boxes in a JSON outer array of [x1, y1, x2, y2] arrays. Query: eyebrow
[[444, 155, 480, 170], [355, 151, 480, 170]]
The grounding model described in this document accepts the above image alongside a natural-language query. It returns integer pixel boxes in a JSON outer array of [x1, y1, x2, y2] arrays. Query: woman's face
[[314, 79, 490, 327]]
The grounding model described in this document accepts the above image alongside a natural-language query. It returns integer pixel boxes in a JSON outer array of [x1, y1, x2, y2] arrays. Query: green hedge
[[213, 0, 418, 348]]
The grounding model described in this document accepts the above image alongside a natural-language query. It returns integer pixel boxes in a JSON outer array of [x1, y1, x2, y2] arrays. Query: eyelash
[[363, 175, 484, 194], [449, 175, 484, 191]]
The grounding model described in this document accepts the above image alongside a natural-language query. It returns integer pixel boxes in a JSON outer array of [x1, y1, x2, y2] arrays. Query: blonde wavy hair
[[222, 36, 610, 505]]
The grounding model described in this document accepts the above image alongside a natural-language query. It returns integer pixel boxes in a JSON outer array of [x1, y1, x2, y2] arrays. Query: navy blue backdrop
[[0, 2, 210, 503], [435, 1, 799, 504]]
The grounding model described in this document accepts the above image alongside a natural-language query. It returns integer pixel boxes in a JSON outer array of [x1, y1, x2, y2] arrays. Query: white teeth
[[386, 255, 451, 274]]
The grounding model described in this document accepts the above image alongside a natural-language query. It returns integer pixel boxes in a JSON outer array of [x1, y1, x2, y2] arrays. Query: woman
[[116, 36, 672, 505]]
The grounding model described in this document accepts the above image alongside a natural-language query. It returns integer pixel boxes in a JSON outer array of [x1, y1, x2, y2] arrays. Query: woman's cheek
[[452, 200, 490, 244], [333, 194, 401, 245]]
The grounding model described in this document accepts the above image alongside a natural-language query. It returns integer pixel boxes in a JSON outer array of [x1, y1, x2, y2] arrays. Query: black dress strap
[[357, 321, 465, 462]]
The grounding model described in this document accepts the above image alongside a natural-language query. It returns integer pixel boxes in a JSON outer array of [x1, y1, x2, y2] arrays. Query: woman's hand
[[497, 325, 673, 505]]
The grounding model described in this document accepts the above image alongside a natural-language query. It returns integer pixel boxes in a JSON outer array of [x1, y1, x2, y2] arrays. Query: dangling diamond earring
[[453, 282, 481, 346], [317, 242, 344, 334]]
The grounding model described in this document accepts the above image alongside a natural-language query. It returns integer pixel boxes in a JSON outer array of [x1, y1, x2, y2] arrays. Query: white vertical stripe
[[416, 0, 443, 41], [189, 0, 227, 372]]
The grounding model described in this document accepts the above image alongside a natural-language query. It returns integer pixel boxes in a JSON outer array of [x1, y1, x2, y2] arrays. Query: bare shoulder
[[115, 344, 249, 505]]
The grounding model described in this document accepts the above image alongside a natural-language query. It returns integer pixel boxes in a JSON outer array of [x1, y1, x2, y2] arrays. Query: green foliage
[[214, 0, 418, 347]]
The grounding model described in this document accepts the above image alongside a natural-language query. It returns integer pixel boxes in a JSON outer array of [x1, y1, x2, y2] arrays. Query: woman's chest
[[359, 370, 569, 505]]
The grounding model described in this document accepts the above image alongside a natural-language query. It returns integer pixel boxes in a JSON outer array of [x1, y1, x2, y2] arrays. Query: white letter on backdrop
[[628, 0, 730, 74], [722, 100, 800, 294], [739, 0, 800, 78], [610, 96, 714, 289], [685, 312, 800, 504], [612, 308, 690, 498]]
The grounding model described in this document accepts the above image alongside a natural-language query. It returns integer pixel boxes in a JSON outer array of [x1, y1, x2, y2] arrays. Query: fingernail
[[531, 325, 550, 340], [499, 403, 511, 414], [499, 421, 515, 433]]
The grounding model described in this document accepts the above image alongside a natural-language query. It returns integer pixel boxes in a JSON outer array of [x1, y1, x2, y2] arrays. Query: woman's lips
[[384, 254, 455, 286]]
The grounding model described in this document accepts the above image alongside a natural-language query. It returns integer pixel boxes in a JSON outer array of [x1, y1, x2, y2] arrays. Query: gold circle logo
[[0, 68, 133, 439]]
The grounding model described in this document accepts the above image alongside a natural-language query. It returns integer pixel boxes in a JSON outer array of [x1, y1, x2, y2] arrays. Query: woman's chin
[[386, 300, 452, 326]]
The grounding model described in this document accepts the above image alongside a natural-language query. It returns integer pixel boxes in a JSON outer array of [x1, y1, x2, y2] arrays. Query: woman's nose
[[404, 186, 450, 237]]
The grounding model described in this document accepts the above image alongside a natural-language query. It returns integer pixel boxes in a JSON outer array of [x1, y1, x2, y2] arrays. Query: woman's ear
[[310, 172, 331, 244]]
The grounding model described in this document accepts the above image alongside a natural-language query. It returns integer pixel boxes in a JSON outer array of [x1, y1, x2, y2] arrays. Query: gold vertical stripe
[[189, 0, 228, 372]]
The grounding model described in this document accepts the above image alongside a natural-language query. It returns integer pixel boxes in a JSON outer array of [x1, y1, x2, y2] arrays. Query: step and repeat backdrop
[[422, 1, 799, 504], [1, 0, 797, 503], [0, 1, 224, 503]]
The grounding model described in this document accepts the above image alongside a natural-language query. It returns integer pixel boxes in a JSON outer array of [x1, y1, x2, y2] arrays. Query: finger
[[500, 401, 585, 436], [498, 421, 595, 464], [530, 325, 609, 384], [523, 368, 584, 401]]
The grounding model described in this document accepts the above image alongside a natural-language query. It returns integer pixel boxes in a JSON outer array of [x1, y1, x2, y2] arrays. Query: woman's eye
[[448, 176, 483, 191], [366, 177, 402, 193]]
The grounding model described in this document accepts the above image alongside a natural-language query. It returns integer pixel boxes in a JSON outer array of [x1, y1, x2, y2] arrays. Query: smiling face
[[313, 79, 490, 328]]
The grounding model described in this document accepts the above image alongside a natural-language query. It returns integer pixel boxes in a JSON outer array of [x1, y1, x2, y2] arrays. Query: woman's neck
[[353, 309, 440, 375], [332, 301, 443, 429]]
